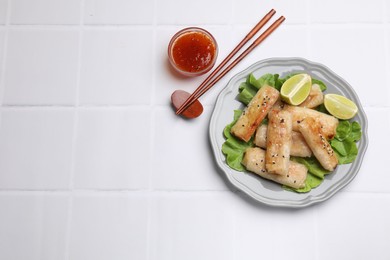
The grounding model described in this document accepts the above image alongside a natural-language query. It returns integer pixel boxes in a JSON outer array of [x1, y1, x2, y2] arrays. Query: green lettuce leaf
[[221, 110, 253, 171], [331, 120, 362, 164], [312, 78, 327, 91], [238, 82, 257, 105], [238, 73, 327, 106], [285, 156, 330, 193], [284, 173, 323, 193], [335, 120, 352, 141], [348, 121, 362, 142], [291, 156, 330, 179], [238, 73, 283, 105]]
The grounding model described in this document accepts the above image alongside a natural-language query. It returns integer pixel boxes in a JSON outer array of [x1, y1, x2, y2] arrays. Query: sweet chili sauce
[[169, 28, 217, 76]]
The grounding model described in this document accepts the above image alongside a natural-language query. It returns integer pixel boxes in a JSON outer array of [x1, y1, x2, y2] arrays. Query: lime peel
[[280, 73, 312, 105], [324, 94, 358, 120]]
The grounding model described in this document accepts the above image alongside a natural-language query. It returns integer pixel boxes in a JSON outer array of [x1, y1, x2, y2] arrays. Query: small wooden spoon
[[171, 90, 203, 118]]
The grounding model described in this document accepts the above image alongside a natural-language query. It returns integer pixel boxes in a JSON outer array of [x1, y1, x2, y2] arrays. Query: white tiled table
[[0, 1, 389, 259]]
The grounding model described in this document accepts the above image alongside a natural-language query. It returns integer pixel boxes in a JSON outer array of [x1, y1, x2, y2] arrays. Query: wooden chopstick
[[175, 9, 277, 115], [177, 15, 285, 115], [191, 16, 285, 102]]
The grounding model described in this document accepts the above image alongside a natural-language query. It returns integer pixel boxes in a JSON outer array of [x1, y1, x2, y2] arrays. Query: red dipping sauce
[[168, 27, 218, 77]]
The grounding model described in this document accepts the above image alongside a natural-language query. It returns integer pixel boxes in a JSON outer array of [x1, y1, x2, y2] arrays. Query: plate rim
[[209, 57, 369, 208]]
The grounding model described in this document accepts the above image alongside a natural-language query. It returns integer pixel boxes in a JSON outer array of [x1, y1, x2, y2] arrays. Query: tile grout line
[[0, 0, 11, 128], [2, 22, 387, 29], [314, 207, 320, 260], [0, 104, 152, 108], [230, 3, 238, 260], [146, 0, 158, 259], [305, 0, 312, 58], [383, 0, 390, 102], [1, 103, 390, 109], [0, 189, 389, 196], [64, 1, 85, 259]]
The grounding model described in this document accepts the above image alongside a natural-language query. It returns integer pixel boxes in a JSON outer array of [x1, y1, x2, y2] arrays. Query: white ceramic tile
[[156, 0, 232, 25], [154, 26, 233, 106], [0, 109, 74, 189], [69, 195, 148, 260], [0, 0, 7, 24], [152, 107, 228, 190], [310, 26, 388, 107], [310, 0, 383, 23], [235, 199, 317, 260], [0, 194, 68, 260], [231, 24, 309, 70], [79, 29, 152, 105], [344, 108, 390, 192], [0, 29, 5, 100], [3, 29, 79, 105], [84, 0, 153, 25], [233, 0, 307, 25], [387, 27, 390, 89], [10, 0, 81, 25], [74, 108, 150, 190], [150, 192, 235, 260], [387, 2, 390, 22], [316, 193, 390, 260]]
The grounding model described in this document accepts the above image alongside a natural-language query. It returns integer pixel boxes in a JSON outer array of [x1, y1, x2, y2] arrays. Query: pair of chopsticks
[[175, 9, 285, 116]]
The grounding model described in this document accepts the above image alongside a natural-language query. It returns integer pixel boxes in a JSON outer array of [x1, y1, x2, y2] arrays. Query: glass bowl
[[168, 27, 218, 77]]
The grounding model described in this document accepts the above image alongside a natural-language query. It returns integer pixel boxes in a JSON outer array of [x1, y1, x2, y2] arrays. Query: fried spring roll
[[254, 125, 312, 157], [265, 109, 292, 175], [284, 105, 339, 139], [242, 147, 307, 189], [231, 85, 279, 142], [298, 117, 338, 171], [299, 84, 324, 109], [271, 99, 285, 112], [291, 131, 313, 157]]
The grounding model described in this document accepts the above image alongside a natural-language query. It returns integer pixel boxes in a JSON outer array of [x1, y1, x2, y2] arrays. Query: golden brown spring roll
[[284, 105, 339, 139], [299, 84, 324, 109], [242, 147, 307, 189], [254, 125, 312, 157], [291, 131, 313, 157], [265, 109, 292, 175], [297, 117, 338, 171], [231, 85, 279, 142]]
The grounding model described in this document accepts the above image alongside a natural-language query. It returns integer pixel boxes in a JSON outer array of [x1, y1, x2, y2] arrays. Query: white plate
[[209, 57, 368, 208]]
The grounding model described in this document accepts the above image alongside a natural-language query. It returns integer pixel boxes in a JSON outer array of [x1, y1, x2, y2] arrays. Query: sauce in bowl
[[168, 27, 218, 77]]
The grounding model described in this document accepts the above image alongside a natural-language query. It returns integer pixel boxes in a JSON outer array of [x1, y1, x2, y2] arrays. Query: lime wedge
[[324, 94, 358, 120], [280, 74, 312, 105]]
